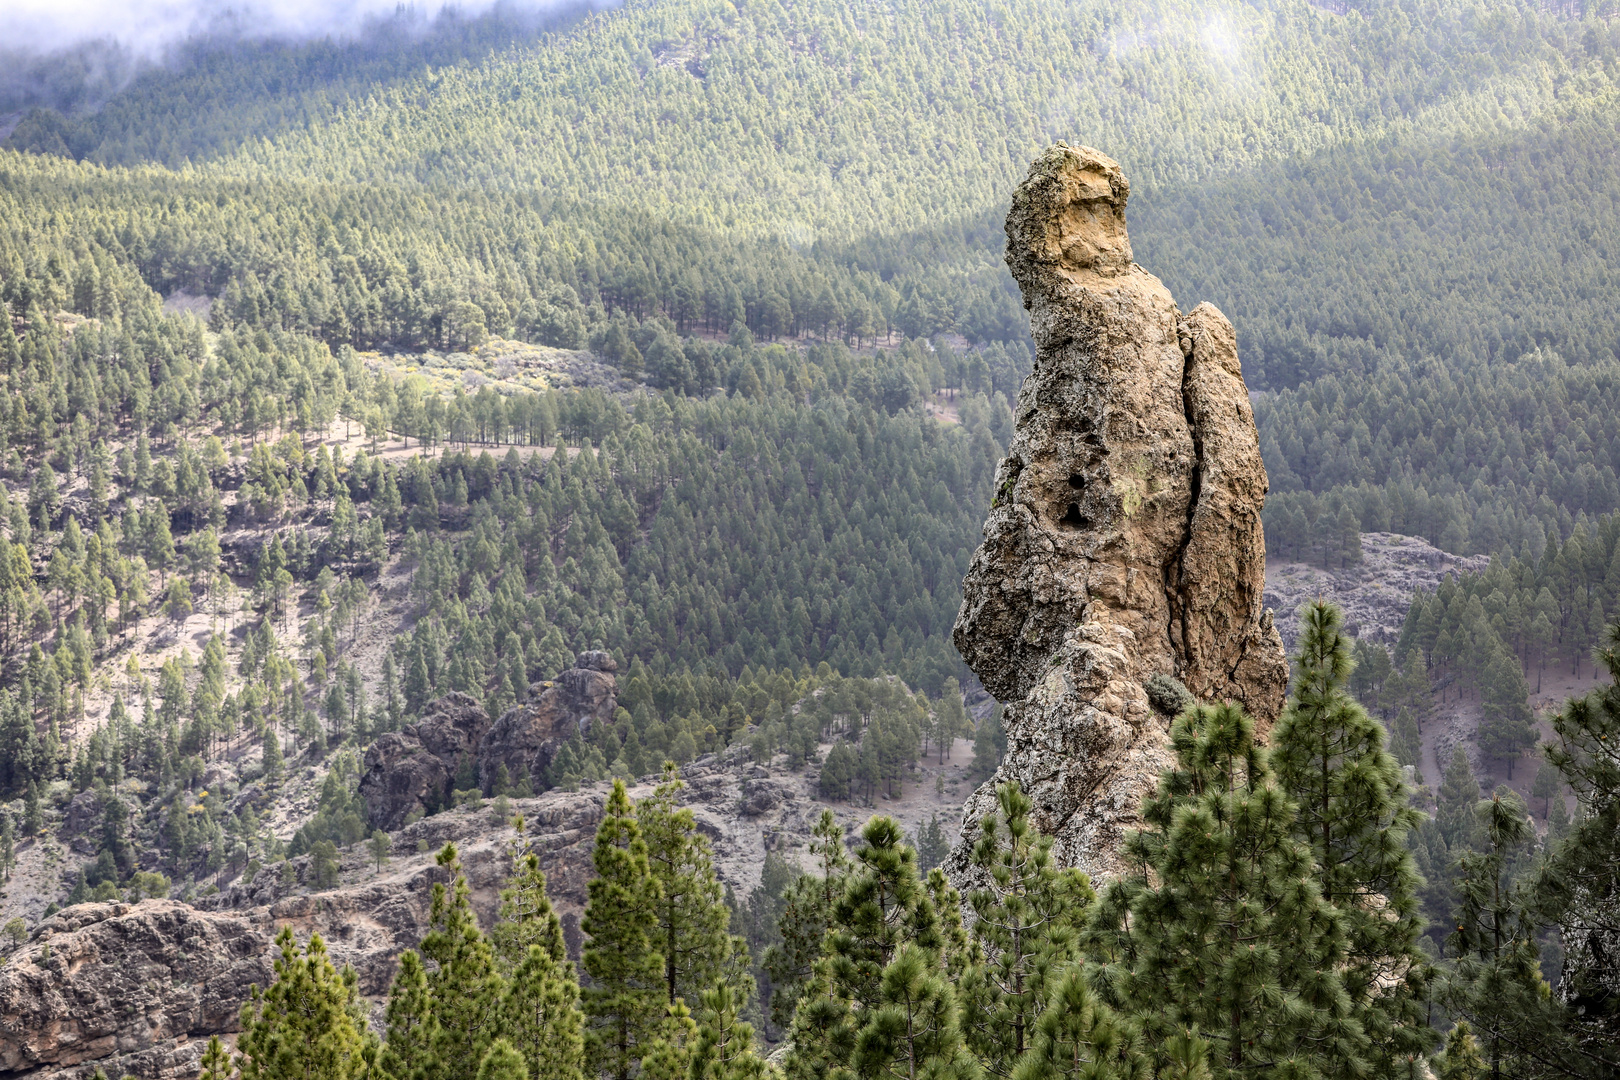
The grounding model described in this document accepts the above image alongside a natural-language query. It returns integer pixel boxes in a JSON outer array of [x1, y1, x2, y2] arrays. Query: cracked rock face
[[359, 692, 493, 831], [361, 656, 620, 832], [0, 901, 273, 1080], [948, 144, 1287, 885]]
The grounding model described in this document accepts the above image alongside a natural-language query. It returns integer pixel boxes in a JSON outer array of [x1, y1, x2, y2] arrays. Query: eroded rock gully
[[947, 144, 1288, 886]]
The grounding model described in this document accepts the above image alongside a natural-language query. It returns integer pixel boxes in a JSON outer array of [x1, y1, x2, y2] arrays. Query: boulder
[[948, 145, 1288, 886], [410, 691, 493, 764], [476, 653, 618, 794], [60, 791, 100, 838]]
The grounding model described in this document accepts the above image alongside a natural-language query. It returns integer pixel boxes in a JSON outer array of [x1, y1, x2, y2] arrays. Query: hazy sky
[[5, 1, 518, 55]]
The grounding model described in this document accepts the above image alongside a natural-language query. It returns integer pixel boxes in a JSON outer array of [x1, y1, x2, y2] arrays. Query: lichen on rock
[[947, 144, 1288, 886]]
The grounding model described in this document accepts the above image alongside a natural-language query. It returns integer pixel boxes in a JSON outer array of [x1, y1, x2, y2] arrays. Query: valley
[[1, 0, 1618, 1077]]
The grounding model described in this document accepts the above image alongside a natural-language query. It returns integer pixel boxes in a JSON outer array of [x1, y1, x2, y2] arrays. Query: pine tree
[[638, 1001, 700, 1080], [475, 1039, 528, 1080], [1437, 745, 1480, 848], [1530, 758, 1560, 819], [1391, 708, 1422, 773], [762, 809, 850, 1029], [914, 814, 951, 871], [485, 804, 582, 1080], [637, 764, 736, 1006], [1530, 616, 1620, 1070], [848, 941, 977, 1080], [1431, 1022, 1485, 1080], [1545, 792, 1571, 841], [959, 782, 1093, 1078], [489, 817, 569, 969], [381, 949, 441, 1080], [687, 983, 769, 1080], [1086, 703, 1359, 1079], [310, 840, 340, 889], [1476, 644, 1536, 778], [1009, 966, 1150, 1080], [422, 844, 505, 1080], [582, 779, 665, 1080], [199, 1035, 235, 1080], [823, 816, 940, 1011], [933, 680, 972, 764], [1268, 601, 1434, 1075], [1436, 792, 1585, 1080], [500, 944, 585, 1080], [783, 816, 947, 1080], [0, 810, 14, 881], [263, 728, 284, 783], [236, 928, 377, 1080]]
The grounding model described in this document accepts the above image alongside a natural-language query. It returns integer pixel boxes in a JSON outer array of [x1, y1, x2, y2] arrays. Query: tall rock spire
[[947, 144, 1288, 884]]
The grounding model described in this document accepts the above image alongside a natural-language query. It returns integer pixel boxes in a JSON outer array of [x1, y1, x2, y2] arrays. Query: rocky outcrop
[[476, 651, 618, 794], [0, 811, 594, 1080], [948, 144, 1288, 885], [1, 722, 975, 1080], [409, 692, 492, 766], [60, 792, 101, 839], [0, 902, 272, 1080], [359, 693, 491, 830], [360, 655, 620, 831], [1263, 532, 1488, 651]]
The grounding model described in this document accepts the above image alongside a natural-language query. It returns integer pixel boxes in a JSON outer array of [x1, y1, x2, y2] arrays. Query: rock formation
[[1262, 532, 1488, 650], [476, 650, 619, 794], [0, 902, 272, 1080], [360, 653, 620, 831], [359, 692, 492, 830], [948, 144, 1288, 885], [0, 803, 603, 1080], [0, 700, 974, 1080]]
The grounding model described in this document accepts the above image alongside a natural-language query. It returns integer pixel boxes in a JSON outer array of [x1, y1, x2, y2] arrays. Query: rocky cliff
[[0, 902, 272, 1080], [2, 726, 970, 1080], [947, 144, 1288, 885]]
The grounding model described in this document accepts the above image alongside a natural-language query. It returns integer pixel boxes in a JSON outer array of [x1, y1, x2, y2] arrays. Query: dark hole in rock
[[1067, 474, 1085, 489], [1059, 503, 1086, 528]]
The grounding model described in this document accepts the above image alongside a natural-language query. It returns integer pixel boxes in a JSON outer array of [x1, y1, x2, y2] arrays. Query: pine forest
[[0, 1, 1617, 1078]]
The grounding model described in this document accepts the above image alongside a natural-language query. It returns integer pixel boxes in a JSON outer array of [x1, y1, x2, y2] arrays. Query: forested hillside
[[2, 0, 1620, 1075], [208, 0, 1619, 234], [0, 3, 598, 165]]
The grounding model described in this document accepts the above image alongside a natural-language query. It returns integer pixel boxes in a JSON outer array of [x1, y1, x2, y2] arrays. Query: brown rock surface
[[948, 144, 1288, 885], [410, 692, 492, 765], [358, 693, 492, 830], [361, 655, 621, 832], [0, 901, 272, 1080]]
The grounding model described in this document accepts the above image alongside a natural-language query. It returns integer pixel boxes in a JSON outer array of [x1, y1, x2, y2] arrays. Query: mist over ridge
[[0, 0, 611, 127]]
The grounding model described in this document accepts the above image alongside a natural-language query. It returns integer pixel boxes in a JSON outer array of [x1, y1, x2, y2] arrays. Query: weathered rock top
[[948, 144, 1288, 884], [1003, 143, 1134, 284]]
